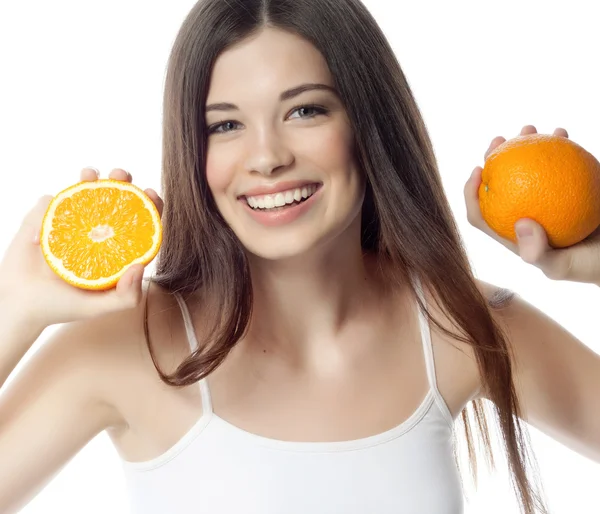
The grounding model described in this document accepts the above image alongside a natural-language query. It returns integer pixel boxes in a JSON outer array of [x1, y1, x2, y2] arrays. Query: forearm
[[0, 307, 44, 391]]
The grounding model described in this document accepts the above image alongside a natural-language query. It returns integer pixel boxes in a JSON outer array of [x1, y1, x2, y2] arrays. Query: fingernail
[[516, 225, 533, 238], [86, 166, 100, 177]]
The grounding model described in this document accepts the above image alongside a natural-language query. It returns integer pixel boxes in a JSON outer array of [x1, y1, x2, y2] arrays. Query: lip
[[238, 180, 321, 199], [239, 184, 322, 227]]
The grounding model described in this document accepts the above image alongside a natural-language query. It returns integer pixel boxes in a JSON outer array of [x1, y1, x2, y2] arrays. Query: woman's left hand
[[464, 124, 600, 286]]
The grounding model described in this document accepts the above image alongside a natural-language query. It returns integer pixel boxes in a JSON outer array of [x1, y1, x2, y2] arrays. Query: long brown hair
[[144, 0, 548, 511]]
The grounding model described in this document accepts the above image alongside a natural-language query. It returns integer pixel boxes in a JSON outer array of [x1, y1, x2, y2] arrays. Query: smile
[[239, 183, 322, 227], [245, 184, 319, 210]]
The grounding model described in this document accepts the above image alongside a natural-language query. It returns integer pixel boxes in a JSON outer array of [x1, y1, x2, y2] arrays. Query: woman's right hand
[[0, 167, 164, 330]]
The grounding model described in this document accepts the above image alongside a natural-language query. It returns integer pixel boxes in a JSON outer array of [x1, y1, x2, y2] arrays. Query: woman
[[1, 0, 599, 512]]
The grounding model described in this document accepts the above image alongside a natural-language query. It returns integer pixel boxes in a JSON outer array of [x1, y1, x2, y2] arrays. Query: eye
[[288, 104, 329, 120], [207, 104, 329, 135], [207, 120, 240, 135]]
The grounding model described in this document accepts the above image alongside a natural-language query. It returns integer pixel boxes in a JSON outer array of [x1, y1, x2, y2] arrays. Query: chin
[[242, 232, 325, 262], [237, 212, 364, 263]]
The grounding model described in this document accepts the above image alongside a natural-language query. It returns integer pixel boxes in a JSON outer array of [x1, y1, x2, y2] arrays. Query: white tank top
[[120, 277, 464, 513]]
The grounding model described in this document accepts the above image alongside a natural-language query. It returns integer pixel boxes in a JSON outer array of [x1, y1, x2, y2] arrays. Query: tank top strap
[[172, 291, 200, 353], [412, 274, 454, 427], [199, 377, 214, 415], [172, 291, 214, 416]]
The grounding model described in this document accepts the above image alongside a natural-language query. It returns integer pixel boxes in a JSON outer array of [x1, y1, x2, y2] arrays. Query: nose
[[243, 126, 294, 176]]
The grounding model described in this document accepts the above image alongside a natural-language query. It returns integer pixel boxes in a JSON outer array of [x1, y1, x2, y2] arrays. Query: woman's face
[[205, 27, 365, 261]]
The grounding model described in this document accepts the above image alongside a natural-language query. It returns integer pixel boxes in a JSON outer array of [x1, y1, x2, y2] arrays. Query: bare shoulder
[[0, 280, 191, 511], [415, 277, 517, 415], [87, 280, 196, 431], [475, 279, 517, 309], [459, 279, 518, 401], [31, 279, 191, 433]]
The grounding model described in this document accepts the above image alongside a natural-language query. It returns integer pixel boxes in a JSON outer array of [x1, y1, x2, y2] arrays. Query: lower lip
[[240, 185, 322, 227]]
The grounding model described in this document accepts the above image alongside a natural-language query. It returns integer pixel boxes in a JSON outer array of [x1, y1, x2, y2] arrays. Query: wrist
[[0, 299, 46, 389], [0, 293, 48, 339]]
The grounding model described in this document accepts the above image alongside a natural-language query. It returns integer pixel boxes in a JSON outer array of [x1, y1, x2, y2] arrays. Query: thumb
[[515, 217, 537, 247], [113, 264, 145, 308], [515, 219, 565, 278], [515, 219, 551, 262]]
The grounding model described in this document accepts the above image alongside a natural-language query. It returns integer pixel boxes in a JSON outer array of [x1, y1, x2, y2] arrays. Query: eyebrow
[[205, 83, 337, 113]]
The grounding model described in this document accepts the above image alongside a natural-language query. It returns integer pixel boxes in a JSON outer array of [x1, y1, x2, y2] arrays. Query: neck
[[245, 229, 393, 368]]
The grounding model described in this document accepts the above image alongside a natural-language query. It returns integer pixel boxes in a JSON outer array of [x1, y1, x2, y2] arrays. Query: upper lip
[[238, 180, 321, 198]]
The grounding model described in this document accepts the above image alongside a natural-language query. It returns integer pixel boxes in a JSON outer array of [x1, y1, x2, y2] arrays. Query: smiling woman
[[5, 0, 599, 513], [143, 0, 547, 513]]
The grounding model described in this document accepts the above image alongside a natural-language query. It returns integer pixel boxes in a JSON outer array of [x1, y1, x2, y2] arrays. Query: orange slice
[[40, 179, 162, 290]]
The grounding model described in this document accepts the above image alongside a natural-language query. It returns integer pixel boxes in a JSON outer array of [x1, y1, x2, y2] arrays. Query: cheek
[[307, 125, 355, 172], [205, 147, 233, 196]]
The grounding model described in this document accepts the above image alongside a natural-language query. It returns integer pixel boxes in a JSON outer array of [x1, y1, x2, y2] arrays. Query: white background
[[1, 0, 599, 512]]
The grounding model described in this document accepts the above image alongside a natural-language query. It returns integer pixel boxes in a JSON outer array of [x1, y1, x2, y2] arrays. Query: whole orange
[[479, 134, 600, 248]]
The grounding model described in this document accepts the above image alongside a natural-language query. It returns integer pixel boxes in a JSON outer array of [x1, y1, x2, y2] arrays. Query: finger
[[514, 219, 572, 280], [464, 166, 519, 253], [484, 136, 507, 161], [110, 264, 145, 310], [22, 195, 53, 226], [464, 167, 490, 229], [115, 263, 144, 294], [144, 188, 164, 217], [520, 125, 538, 136], [109, 168, 132, 182], [553, 127, 569, 138], [80, 167, 100, 182], [18, 195, 53, 244]]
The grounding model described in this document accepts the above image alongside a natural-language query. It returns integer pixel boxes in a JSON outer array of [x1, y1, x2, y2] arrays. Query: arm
[[476, 280, 600, 462], [0, 315, 127, 513], [0, 168, 158, 512], [0, 306, 44, 391]]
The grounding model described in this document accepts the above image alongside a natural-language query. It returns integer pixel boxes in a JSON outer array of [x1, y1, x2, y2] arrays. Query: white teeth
[[274, 193, 285, 207], [245, 184, 319, 210]]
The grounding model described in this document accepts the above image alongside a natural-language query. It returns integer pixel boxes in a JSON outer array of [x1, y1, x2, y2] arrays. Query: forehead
[[206, 28, 334, 101]]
